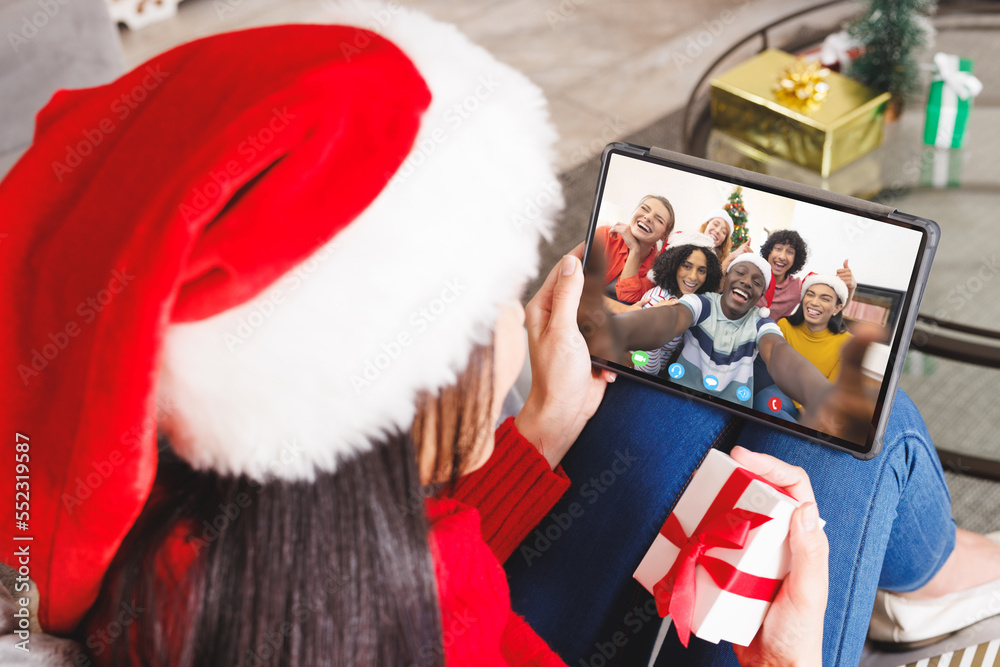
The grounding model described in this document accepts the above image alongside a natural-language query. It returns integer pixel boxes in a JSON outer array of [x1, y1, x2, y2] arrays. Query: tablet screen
[[582, 148, 929, 455]]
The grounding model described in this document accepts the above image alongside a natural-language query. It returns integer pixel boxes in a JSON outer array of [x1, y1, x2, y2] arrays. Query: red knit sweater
[[429, 417, 571, 666]]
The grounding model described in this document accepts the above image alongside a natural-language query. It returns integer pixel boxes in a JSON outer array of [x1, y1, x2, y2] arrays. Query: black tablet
[[580, 144, 939, 459]]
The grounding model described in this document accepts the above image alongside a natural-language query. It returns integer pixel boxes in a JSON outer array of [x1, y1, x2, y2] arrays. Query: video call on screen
[[587, 153, 925, 448]]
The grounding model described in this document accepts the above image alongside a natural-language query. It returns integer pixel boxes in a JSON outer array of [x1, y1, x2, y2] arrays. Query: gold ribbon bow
[[773, 58, 831, 109]]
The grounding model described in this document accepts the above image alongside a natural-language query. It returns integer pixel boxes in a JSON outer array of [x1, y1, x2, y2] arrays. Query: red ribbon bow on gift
[[651, 466, 794, 647]]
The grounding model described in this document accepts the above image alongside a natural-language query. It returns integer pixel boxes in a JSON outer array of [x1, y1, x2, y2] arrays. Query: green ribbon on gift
[[923, 53, 981, 149]]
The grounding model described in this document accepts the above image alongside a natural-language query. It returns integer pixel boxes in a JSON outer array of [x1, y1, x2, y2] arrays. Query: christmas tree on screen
[[724, 186, 748, 247]]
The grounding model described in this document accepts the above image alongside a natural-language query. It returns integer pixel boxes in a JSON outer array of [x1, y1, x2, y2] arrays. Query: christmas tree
[[846, 0, 935, 105], [723, 186, 748, 248]]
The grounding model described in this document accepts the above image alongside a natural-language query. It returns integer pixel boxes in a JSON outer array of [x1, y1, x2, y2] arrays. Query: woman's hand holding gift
[[730, 448, 828, 667]]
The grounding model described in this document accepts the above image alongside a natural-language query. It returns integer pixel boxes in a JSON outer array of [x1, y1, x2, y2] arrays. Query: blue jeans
[[505, 378, 956, 666]]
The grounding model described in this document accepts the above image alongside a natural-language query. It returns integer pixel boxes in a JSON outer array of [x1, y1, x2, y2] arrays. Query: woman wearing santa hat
[[0, 10, 594, 663], [781, 274, 854, 379], [753, 273, 852, 422], [698, 209, 736, 265], [3, 6, 1000, 667], [632, 230, 723, 377]]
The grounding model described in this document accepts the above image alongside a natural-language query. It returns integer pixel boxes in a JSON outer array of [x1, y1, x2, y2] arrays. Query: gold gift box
[[710, 49, 891, 177]]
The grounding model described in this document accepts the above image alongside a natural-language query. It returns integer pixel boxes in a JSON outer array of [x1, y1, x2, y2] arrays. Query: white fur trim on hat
[[801, 274, 848, 305], [667, 230, 716, 250], [157, 4, 562, 481], [704, 209, 734, 234]]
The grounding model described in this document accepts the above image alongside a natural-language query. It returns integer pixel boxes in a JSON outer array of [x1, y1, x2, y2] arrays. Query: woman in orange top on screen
[[593, 195, 674, 305]]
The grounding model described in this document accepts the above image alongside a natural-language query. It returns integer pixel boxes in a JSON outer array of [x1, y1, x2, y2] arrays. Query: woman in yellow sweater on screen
[[754, 273, 852, 421]]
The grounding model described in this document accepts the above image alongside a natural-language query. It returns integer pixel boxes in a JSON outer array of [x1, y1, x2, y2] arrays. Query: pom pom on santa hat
[[727, 254, 775, 317]]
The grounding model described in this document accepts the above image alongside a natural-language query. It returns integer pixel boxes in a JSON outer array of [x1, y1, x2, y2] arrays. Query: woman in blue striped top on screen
[[634, 232, 722, 377]]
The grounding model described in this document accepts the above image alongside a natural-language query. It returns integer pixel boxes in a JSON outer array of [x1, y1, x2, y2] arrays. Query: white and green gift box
[[923, 53, 982, 149], [919, 147, 963, 189]]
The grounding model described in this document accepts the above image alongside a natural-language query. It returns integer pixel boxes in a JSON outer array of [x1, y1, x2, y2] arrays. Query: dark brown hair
[[651, 244, 723, 297], [92, 344, 495, 666], [759, 229, 808, 277]]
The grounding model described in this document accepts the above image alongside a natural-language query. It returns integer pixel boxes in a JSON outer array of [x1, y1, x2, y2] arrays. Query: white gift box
[[633, 449, 801, 648], [923, 53, 982, 150]]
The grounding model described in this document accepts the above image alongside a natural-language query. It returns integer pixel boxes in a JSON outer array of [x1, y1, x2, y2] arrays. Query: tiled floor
[[115, 0, 854, 170]]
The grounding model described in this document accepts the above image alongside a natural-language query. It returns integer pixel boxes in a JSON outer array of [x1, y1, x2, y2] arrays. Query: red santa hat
[[0, 9, 560, 633], [727, 254, 776, 317], [800, 273, 849, 305]]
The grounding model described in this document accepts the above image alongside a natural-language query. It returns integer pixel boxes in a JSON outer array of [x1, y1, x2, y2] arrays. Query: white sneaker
[[868, 531, 1000, 650]]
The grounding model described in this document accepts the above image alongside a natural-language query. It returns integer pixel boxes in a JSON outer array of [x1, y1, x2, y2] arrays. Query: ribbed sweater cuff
[[446, 417, 570, 563]]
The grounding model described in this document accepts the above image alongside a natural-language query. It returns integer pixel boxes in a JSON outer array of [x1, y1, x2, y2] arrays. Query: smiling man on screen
[[617, 255, 844, 424]]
